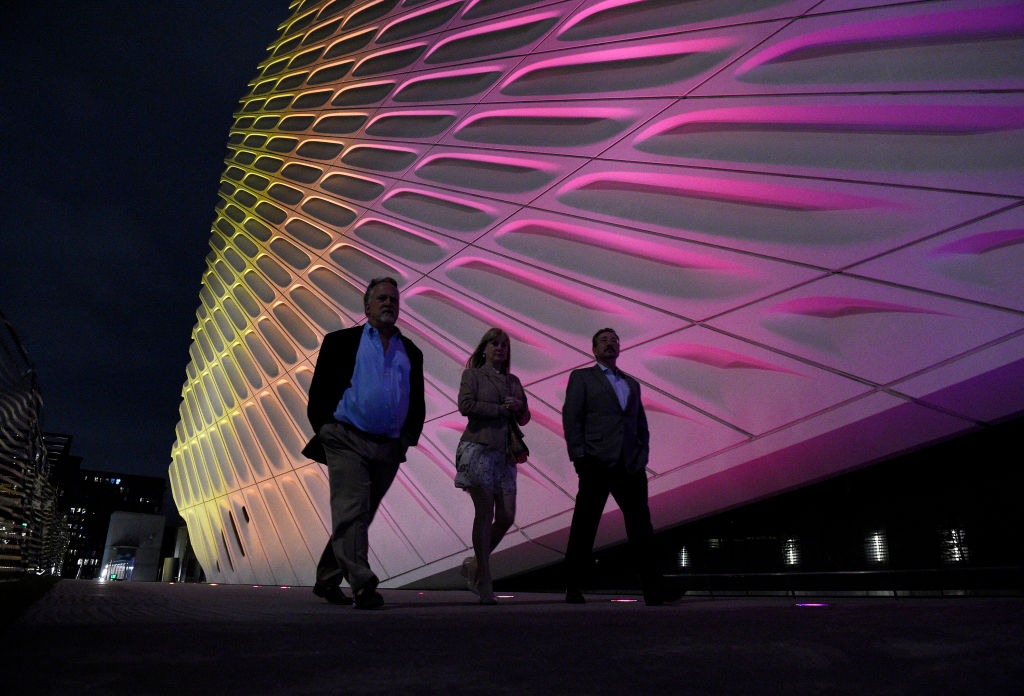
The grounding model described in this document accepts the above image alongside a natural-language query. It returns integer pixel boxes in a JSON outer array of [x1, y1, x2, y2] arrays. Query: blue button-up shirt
[[598, 363, 630, 410], [334, 323, 411, 438]]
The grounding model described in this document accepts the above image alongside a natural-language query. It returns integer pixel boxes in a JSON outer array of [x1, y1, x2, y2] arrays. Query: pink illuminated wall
[[169, 0, 1024, 587]]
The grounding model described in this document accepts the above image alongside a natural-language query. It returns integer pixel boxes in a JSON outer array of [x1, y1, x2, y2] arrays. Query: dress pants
[[565, 458, 657, 592], [315, 422, 403, 593]]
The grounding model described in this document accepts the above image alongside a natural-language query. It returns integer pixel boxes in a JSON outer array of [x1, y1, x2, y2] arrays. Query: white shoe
[[460, 556, 479, 595]]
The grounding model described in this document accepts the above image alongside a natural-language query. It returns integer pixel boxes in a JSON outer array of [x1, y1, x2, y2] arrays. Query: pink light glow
[[497, 219, 749, 273], [418, 443, 458, 479], [345, 145, 419, 159], [337, 79, 394, 93], [651, 343, 802, 375], [527, 411, 564, 439], [501, 37, 734, 85], [380, 0, 460, 35], [383, 187, 500, 216], [448, 257, 626, 314], [933, 229, 1024, 255], [561, 0, 664, 32], [517, 465, 560, 494], [366, 109, 459, 128], [403, 287, 547, 349], [563, 172, 889, 211], [425, 10, 562, 61], [641, 399, 705, 423], [736, 5, 1024, 74], [418, 152, 558, 173], [766, 296, 942, 319], [458, 105, 636, 127], [396, 471, 450, 526], [397, 64, 504, 89], [394, 325, 466, 364], [328, 242, 397, 273], [355, 42, 428, 72], [642, 105, 1024, 137]]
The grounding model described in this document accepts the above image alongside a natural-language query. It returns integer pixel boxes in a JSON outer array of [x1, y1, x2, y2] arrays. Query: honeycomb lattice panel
[[170, 0, 1024, 586]]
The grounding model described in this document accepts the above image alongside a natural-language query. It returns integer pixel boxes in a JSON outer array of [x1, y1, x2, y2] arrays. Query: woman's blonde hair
[[467, 327, 511, 373]]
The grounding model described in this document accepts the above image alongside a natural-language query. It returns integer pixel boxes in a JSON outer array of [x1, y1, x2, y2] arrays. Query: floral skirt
[[454, 441, 517, 495]]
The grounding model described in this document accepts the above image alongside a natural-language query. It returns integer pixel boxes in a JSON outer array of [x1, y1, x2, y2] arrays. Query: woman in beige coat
[[455, 328, 530, 604]]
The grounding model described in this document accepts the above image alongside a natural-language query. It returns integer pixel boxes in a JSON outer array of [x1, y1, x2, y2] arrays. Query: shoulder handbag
[[507, 420, 529, 463]]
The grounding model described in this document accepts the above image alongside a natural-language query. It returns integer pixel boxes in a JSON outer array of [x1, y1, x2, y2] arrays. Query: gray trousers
[[315, 422, 404, 593]]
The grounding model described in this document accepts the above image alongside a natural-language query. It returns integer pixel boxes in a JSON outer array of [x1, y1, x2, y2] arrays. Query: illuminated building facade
[[169, 0, 1024, 587]]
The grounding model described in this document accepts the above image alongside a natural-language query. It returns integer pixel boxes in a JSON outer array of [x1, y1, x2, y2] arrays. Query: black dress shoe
[[313, 583, 353, 606], [354, 587, 385, 610], [565, 588, 586, 604]]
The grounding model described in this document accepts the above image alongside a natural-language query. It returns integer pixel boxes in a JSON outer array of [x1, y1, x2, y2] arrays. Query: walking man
[[302, 277, 425, 609], [562, 328, 667, 605]]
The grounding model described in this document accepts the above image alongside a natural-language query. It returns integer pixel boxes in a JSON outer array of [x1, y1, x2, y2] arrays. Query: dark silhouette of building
[[0, 311, 66, 576], [55, 462, 165, 579]]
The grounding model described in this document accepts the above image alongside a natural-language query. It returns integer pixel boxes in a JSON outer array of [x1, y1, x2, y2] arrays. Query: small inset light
[[497, 594, 515, 599], [940, 528, 969, 564], [795, 603, 828, 607], [418, 592, 425, 595], [783, 538, 801, 567], [280, 586, 290, 589], [611, 598, 639, 603], [865, 530, 889, 564], [676, 546, 689, 569], [209, 583, 219, 586], [253, 585, 261, 588]]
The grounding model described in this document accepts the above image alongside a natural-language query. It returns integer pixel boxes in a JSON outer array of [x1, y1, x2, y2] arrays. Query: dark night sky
[[2, 2, 288, 482]]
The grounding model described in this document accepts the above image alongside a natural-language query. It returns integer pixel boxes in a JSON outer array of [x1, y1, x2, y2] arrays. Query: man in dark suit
[[302, 277, 425, 609], [562, 328, 665, 605]]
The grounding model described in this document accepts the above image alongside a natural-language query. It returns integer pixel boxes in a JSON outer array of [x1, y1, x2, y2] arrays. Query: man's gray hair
[[363, 277, 399, 309]]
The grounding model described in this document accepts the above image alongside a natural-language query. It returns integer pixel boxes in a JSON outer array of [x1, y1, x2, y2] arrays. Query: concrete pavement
[[4, 579, 1022, 695]]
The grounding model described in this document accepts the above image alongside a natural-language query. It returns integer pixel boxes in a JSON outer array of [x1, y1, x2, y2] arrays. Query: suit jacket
[[562, 364, 649, 473], [301, 325, 426, 464]]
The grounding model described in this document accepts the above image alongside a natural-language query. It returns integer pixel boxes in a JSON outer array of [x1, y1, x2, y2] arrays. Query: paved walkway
[[4, 580, 1023, 695]]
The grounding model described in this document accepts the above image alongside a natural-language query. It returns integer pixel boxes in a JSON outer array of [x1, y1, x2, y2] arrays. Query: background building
[[169, 0, 1024, 588], [98, 511, 166, 582], [58, 467, 165, 579], [0, 311, 66, 576]]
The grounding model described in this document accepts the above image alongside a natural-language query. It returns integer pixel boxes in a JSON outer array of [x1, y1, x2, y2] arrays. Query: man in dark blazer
[[562, 327, 665, 605], [302, 277, 425, 609]]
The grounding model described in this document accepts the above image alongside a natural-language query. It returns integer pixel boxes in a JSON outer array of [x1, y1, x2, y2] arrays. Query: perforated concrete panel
[[170, 0, 1024, 586]]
